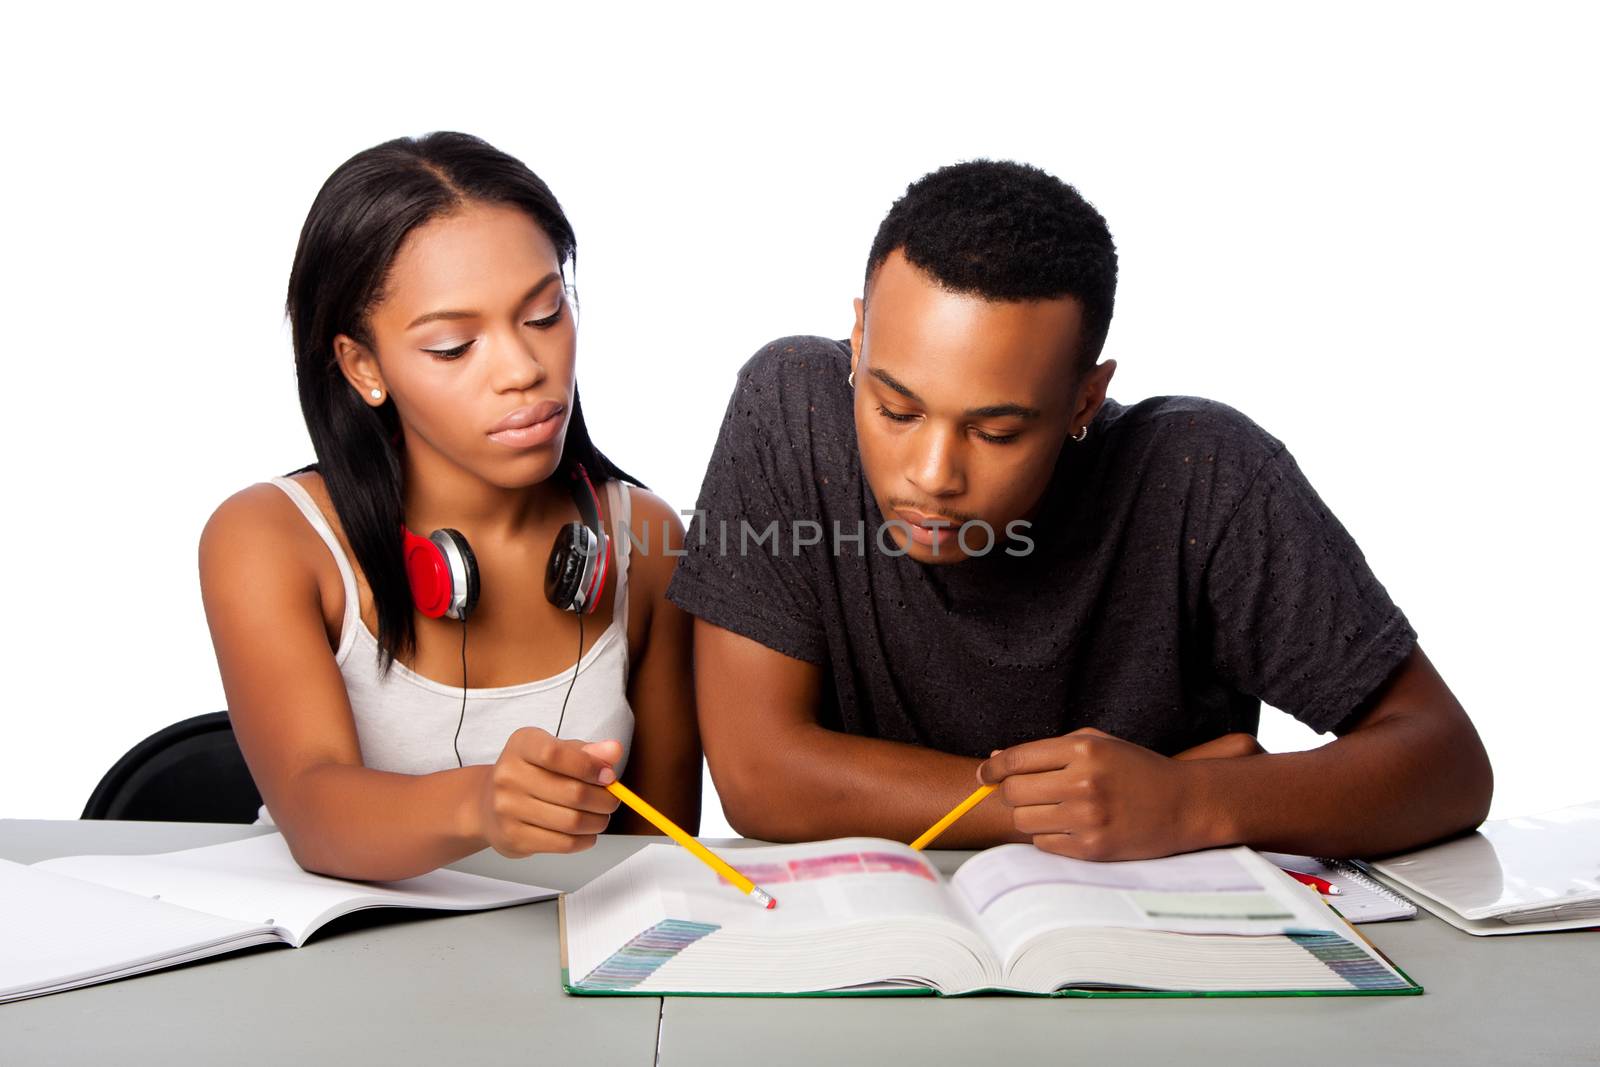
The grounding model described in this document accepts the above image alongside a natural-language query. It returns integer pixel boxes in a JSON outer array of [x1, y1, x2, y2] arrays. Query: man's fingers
[[997, 770, 1081, 808], [1011, 802, 1063, 836], [977, 743, 1054, 784], [979, 727, 1138, 783]]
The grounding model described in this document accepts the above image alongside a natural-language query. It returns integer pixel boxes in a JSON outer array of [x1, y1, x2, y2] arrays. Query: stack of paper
[[1370, 801, 1600, 935]]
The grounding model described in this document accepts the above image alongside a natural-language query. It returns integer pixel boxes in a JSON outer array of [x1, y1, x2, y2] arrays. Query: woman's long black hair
[[286, 131, 635, 670]]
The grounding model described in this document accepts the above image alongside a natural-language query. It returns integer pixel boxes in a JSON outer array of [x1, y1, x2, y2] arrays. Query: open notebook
[[1259, 852, 1417, 923], [0, 833, 554, 1004], [561, 838, 1419, 998]]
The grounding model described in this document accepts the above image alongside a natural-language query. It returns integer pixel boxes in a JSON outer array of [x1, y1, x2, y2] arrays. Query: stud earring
[[370, 388, 383, 401]]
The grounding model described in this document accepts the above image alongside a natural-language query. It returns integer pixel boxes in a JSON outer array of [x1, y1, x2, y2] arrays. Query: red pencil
[[1279, 868, 1342, 896]]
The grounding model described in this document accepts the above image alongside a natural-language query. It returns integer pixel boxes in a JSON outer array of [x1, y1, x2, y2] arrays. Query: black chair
[[82, 712, 263, 823]]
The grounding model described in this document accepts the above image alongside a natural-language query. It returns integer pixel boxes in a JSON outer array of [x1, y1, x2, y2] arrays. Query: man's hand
[[977, 728, 1234, 860]]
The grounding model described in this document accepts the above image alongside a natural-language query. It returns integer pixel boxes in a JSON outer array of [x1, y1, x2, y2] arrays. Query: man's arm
[[979, 644, 1493, 859], [696, 620, 1023, 845], [696, 620, 1259, 845]]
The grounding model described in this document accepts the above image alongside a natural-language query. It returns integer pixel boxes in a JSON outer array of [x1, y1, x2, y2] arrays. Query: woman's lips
[[487, 401, 566, 449]]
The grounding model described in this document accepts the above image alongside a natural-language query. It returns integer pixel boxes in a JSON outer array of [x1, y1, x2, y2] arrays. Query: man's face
[[851, 250, 1108, 565]]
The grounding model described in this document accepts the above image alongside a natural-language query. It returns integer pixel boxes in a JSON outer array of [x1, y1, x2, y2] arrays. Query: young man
[[667, 161, 1492, 860]]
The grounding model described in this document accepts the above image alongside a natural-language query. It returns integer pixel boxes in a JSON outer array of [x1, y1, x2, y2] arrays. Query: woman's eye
[[525, 294, 566, 329], [876, 404, 918, 424], [423, 341, 473, 360]]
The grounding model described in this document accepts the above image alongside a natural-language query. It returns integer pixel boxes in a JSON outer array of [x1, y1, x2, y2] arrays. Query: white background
[[3, 3, 1595, 838]]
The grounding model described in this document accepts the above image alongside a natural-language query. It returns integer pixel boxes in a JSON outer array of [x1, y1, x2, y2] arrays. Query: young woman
[[200, 132, 700, 880]]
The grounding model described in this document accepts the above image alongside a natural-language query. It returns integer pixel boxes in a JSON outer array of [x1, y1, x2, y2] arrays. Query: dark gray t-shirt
[[667, 335, 1416, 756]]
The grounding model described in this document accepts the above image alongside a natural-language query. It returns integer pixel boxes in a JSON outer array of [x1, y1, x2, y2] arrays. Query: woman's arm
[[199, 484, 618, 881], [614, 489, 702, 834]]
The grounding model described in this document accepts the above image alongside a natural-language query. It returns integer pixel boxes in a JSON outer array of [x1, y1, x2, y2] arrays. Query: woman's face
[[345, 200, 577, 489]]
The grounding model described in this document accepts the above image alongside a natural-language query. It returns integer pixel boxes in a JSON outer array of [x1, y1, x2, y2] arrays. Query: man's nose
[[907, 425, 965, 498]]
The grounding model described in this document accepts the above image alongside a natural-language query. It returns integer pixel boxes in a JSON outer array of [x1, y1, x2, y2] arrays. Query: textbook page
[[952, 846, 1335, 966], [35, 832, 555, 946], [950, 846, 1412, 993], [566, 838, 996, 993], [0, 860, 273, 1004]]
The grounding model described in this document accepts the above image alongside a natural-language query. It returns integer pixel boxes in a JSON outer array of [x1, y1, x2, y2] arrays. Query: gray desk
[[0, 820, 658, 1065], [3, 821, 1596, 1066]]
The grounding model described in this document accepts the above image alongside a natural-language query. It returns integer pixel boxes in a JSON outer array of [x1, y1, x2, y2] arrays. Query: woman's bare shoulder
[[199, 474, 333, 588], [621, 485, 686, 591]]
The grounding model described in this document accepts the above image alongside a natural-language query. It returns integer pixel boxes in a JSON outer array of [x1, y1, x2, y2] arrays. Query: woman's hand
[[476, 729, 622, 857]]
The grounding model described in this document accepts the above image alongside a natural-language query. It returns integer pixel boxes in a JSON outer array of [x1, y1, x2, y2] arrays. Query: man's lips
[[893, 507, 964, 549]]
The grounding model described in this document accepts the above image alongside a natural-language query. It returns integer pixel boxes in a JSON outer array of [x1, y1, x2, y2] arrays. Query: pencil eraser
[[765, 897, 777, 910]]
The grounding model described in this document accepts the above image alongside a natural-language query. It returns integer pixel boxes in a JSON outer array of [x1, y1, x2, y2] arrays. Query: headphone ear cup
[[403, 528, 454, 619], [545, 522, 586, 612], [432, 529, 480, 621], [582, 528, 611, 616]]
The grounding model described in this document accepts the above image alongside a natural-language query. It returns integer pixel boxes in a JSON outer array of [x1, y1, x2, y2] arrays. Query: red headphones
[[402, 464, 611, 623]]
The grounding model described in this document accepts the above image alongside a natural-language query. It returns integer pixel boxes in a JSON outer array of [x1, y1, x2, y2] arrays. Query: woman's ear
[[333, 334, 386, 406]]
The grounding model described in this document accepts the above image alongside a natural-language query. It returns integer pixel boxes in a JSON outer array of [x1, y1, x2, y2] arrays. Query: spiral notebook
[[1260, 853, 1416, 923]]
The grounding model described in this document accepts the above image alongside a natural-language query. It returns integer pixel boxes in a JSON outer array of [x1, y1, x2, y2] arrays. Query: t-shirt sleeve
[[1203, 446, 1417, 734], [666, 352, 827, 665]]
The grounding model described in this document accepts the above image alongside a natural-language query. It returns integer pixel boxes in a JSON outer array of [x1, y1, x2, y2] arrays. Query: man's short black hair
[[865, 160, 1119, 368]]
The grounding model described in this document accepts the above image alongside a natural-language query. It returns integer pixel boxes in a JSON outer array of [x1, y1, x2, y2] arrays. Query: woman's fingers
[[489, 790, 613, 837]]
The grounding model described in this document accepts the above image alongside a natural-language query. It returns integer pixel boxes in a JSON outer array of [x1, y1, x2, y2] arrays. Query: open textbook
[[561, 838, 1419, 998], [1, 833, 553, 1004]]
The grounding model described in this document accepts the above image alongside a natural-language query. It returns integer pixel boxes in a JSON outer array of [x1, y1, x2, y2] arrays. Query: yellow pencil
[[908, 784, 997, 851], [606, 780, 777, 909]]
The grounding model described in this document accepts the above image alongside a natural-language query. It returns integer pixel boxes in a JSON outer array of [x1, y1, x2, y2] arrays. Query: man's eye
[[877, 405, 918, 423], [974, 429, 1019, 445]]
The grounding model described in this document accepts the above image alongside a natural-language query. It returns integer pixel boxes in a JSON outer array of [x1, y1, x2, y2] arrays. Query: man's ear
[[850, 297, 865, 378], [1072, 358, 1118, 430], [333, 333, 386, 406]]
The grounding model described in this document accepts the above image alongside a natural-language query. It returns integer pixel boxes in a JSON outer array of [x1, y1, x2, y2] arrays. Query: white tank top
[[267, 476, 636, 779]]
